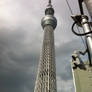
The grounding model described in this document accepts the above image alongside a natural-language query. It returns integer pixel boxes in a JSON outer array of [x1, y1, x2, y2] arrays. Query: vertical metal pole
[[81, 15, 92, 66], [84, 0, 92, 19]]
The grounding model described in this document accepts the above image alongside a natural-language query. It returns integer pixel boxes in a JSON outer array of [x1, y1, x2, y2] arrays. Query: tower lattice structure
[[34, 0, 57, 92]]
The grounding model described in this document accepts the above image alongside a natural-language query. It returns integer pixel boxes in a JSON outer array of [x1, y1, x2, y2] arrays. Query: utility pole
[[81, 15, 92, 66], [71, 0, 92, 92], [71, 0, 92, 66]]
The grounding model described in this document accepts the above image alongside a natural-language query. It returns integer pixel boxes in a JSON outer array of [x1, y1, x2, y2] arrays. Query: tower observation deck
[[34, 0, 57, 92]]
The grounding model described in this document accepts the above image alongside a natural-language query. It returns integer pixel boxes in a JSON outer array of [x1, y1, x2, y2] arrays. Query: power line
[[65, 0, 73, 14], [65, 0, 86, 49], [76, 26, 86, 48]]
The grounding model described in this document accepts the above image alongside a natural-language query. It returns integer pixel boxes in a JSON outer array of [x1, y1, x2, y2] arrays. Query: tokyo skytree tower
[[34, 0, 57, 92]]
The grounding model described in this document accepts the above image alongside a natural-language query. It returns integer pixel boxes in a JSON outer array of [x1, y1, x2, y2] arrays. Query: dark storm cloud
[[0, 69, 35, 92], [56, 39, 85, 73], [0, 0, 88, 92], [0, 0, 43, 91], [56, 39, 85, 92], [0, 27, 40, 92], [56, 39, 85, 57]]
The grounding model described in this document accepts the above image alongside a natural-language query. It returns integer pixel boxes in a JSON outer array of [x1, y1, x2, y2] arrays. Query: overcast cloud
[[0, 0, 89, 92]]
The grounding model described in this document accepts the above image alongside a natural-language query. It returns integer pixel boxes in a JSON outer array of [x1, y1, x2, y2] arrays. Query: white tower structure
[[34, 0, 57, 92]]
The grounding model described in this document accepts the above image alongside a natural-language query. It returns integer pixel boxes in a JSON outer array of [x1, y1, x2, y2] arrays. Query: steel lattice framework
[[34, 0, 57, 92]]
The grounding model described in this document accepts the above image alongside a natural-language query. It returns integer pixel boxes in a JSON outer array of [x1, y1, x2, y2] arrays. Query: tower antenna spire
[[48, 0, 52, 7], [49, 0, 51, 4]]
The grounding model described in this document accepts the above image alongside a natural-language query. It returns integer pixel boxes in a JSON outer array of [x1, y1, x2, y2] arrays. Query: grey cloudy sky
[[0, 0, 89, 92]]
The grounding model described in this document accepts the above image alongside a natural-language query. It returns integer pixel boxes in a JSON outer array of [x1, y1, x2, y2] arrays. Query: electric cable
[[65, 0, 73, 14], [78, 0, 84, 15], [72, 22, 92, 36], [76, 26, 86, 48]]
